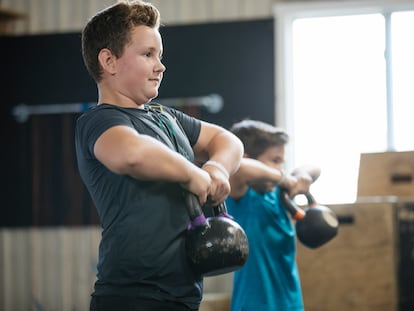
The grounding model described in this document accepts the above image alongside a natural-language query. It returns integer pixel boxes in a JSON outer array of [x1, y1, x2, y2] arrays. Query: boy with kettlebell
[[76, 1, 243, 310], [226, 119, 320, 311]]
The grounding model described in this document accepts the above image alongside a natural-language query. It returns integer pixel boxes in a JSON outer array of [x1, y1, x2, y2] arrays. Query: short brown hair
[[230, 119, 289, 158], [82, 0, 161, 82]]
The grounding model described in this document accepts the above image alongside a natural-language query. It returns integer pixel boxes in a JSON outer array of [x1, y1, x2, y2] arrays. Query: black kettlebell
[[280, 190, 339, 248], [185, 192, 249, 277]]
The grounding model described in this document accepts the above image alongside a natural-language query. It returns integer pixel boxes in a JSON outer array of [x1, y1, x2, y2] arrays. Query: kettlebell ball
[[184, 192, 249, 276], [280, 190, 339, 249]]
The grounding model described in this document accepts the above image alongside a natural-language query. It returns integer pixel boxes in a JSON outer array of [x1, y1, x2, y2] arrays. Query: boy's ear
[[98, 48, 117, 75]]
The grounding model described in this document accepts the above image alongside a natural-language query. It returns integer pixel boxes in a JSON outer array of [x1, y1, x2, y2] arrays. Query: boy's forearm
[[201, 131, 244, 177], [236, 158, 284, 184], [125, 140, 198, 182]]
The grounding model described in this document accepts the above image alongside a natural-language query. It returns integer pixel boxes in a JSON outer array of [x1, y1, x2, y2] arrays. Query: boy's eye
[[272, 159, 283, 165]]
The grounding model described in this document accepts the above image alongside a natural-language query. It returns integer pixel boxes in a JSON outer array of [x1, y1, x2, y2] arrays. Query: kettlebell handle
[[280, 189, 314, 220], [304, 192, 317, 207], [185, 192, 208, 230], [212, 201, 234, 220]]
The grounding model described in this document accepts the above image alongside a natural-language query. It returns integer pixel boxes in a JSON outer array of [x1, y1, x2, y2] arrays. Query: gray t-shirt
[[75, 103, 202, 308]]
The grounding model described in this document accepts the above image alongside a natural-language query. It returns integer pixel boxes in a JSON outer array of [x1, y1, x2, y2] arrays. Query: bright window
[[274, 1, 414, 204]]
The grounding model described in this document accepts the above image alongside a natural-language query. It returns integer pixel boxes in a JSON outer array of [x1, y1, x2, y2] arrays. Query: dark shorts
[[90, 295, 198, 311]]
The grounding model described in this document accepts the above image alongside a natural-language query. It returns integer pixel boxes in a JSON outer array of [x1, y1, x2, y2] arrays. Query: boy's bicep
[[192, 122, 221, 152], [94, 125, 143, 174]]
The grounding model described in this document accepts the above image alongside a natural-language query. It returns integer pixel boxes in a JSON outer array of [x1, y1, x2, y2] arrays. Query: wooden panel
[[297, 202, 399, 311]]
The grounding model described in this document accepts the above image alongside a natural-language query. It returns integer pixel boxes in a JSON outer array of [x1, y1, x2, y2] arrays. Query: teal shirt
[[226, 187, 304, 311]]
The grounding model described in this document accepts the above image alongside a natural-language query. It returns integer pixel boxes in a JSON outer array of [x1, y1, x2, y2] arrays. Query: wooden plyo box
[[357, 151, 414, 198], [296, 201, 399, 311], [200, 273, 233, 311], [199, 293, 231, 311]]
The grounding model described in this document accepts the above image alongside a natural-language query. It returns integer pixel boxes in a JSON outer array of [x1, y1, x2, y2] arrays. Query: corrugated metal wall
[[0, 227, 233, 311], [1, 0, 276, 35], [0, 227, 101, 311]]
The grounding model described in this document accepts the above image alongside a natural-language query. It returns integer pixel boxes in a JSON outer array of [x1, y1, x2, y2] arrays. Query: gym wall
[[0, 18, 275, 226]]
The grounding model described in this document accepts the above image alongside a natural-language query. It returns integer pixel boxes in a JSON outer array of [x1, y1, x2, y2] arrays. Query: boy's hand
[[180, 167, 212, 205], [202, 165, 231, 206], [280, 172, 313, 198]]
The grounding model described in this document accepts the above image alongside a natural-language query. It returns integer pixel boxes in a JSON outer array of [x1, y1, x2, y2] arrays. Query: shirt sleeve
[[76, 106, 135, 158]]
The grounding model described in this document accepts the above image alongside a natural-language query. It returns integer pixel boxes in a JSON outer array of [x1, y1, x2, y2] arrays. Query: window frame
[[273, 0, 414, 203]]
